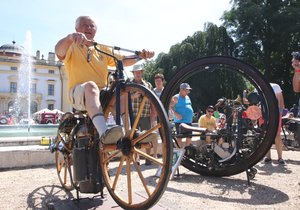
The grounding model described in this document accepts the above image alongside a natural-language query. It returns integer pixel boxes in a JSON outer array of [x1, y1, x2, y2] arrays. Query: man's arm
[[292, 58, 300, 92], [55, 32, 92, 61], [55, 34, 74, 61], [170, 96, 182, 120], [123, 50, 155, 67], [293, 72, 300, 93]]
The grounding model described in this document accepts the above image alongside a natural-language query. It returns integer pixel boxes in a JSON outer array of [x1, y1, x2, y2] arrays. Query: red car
[[40, 112, 59, 124], [0, 115, 12, 125]]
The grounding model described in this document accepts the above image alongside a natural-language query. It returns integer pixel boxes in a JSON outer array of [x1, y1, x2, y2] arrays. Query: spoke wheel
[[102, 83, 172, 210], [55, 132, 75, 191], [161, 56, 278, 177]]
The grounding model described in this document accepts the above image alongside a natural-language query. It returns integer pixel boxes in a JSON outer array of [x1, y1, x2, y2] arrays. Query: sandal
[[278, 158, 286, 165]]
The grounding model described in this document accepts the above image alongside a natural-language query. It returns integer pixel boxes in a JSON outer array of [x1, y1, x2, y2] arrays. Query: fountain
[[15, 31, 32, 127], [0, 32, 57, 140]]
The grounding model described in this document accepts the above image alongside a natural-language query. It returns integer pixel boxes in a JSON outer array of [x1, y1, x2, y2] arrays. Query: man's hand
[[139, 49, 155, 60], [70, 32, 94, 47], [56, 32, 89, 61]]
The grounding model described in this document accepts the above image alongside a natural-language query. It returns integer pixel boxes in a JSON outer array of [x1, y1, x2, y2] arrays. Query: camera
[[292, 51, 300, 60]]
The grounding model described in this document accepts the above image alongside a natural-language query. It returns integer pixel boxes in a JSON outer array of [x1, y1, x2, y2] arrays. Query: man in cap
[[170, 83, 194, 147], [198, 105, 232, 159], [198, 105, 217, 143], [131, 64, 156, 165]]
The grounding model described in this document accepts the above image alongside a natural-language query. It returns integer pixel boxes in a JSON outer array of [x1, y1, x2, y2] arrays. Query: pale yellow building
[[0, 41, 71, 117]]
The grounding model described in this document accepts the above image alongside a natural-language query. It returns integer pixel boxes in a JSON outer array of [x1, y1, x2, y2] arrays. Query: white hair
[[75, 16, 97, 30]]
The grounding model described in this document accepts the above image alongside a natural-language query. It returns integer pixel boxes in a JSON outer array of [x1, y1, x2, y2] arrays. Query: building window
[[31, 101, 38, 113], [48, 104, 54, 110], [8, 101, 16, 112], [10, 82, 17, 93], [32, 68, 37, 73], [48, 84, 54, 96], [49, 70, 55, 74], [10, 66, 18, 71], [31, 83, 37, 94]]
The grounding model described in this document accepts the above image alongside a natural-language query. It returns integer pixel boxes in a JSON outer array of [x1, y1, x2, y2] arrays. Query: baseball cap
[[206, 105, 215, 111], [180, 83, 192, 90], [131, 64, 144, 72]]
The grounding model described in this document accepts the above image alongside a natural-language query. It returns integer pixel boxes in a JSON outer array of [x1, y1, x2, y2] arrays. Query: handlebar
[[90, 41, 140, 61], [98, 43, 139, 55]]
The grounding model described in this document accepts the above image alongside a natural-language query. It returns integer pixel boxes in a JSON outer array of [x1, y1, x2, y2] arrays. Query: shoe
[[139, 131, 158, 143], [136, 159, 140, 165], [145, 159, 152, 166], [263, 157, 272, 163], [101, 125, 124, 144], [278, 158, 286, 165]]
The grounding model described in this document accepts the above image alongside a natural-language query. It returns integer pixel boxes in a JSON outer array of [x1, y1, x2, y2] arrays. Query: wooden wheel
[[101, 83, 173, 210]]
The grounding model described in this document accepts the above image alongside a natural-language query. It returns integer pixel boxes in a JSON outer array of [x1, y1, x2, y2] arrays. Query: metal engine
[[72, 120, 103, 194]]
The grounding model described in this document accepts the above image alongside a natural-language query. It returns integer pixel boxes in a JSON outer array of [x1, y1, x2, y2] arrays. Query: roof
[[0, 41, 26, 56]]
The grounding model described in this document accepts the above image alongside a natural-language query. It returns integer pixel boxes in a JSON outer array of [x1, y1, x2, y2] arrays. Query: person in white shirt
[[264, 83, 285, 165]]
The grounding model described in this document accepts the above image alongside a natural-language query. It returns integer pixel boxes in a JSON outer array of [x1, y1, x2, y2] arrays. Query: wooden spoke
[[133, 160, 151, 197], [133, 124, 161, 145], [126, 157, 133, 204], [102, 150, 121, 164], [130, 96, 146, 139], [112, 156, 125, 190], [134, 148, 163, 166]]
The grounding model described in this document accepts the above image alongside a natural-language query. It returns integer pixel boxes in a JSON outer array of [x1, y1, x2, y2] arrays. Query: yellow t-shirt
[[63, 43, 121, 91], [198, 114, 217, 131]]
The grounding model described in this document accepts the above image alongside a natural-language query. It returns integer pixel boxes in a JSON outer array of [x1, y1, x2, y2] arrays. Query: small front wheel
[[102, 83, 173, 210], [55, 132, 75, 191]]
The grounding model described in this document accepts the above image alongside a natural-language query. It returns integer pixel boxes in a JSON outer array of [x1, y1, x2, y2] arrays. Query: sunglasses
[[87, 48, 92, 62]]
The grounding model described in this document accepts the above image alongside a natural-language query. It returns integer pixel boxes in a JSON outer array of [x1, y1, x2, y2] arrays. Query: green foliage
[[144, 23, 237, 111], [143, 0, 300, 109], [222, 0, 300, 107]]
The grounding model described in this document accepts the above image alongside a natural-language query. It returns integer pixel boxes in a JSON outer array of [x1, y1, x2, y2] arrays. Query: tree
[[222, 0, 300, 107], [149, 23, 239, 112]]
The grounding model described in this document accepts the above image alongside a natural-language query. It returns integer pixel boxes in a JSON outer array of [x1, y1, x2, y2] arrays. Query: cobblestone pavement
[[0, 149, 299, 210]]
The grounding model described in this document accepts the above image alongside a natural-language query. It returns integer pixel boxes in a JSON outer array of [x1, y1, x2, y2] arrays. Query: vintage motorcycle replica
[[51, 43, 173, 210]]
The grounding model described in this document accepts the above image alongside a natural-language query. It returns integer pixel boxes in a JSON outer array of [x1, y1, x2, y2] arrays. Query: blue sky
[[1, 0, 231, 58]]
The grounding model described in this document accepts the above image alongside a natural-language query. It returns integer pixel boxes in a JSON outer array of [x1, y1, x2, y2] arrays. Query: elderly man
[[55, 16, 154, 143]]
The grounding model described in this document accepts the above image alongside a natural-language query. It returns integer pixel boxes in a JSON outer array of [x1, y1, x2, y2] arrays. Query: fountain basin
[[0, 124, 58, 138]]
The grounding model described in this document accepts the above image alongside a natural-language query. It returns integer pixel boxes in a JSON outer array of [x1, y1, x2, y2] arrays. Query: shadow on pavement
[[166, 173, 289, 205], [26, 185, 111, 210], [26, 184, 167, 210]]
